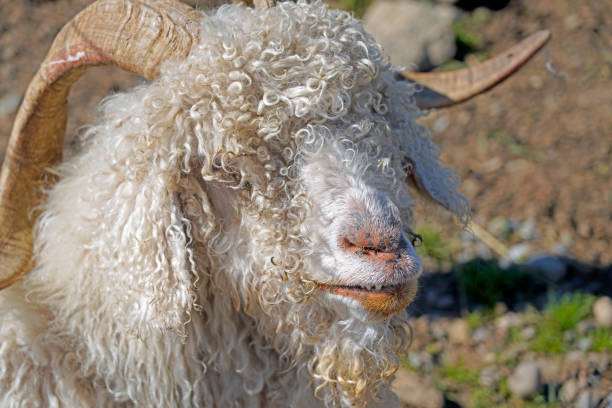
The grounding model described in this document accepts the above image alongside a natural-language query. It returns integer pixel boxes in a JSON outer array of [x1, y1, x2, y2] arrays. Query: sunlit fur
[[0, 2, 468, 406]]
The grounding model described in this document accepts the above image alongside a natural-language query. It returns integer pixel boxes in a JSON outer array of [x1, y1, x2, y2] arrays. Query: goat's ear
[[132, 193, 198, 332], [404, 155, 470, 222]]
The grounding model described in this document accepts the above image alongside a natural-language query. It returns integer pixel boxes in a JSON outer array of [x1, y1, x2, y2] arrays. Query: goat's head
[[0, 0, 549, 403]]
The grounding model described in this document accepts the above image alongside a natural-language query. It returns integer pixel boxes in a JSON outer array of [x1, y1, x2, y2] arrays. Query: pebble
[[391, 368, 444, 408], [0, 93, 21, 117], [524, 254, 566, 282], [433, 115, 450, 134], [576, 390, 601, 408], [495, 313, 523, 330], [479, 365, 499, 387], [507, 361, 542, 399], [521, 326, 536, 340], [602, 393, 612, 408], [518, 218, 538, 240], [363, 0, 457, 71], [577, 320, 596, 335], [506, 243, 532, 263], [593, 296, 612, 326], [578, 337, 592, 352], [472, 327, 488, 343], [448, 319, 471, 345], [560, 378, 579, 402]]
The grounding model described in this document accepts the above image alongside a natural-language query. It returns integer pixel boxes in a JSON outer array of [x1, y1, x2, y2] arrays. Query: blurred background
[[0, 0, 610, 406]]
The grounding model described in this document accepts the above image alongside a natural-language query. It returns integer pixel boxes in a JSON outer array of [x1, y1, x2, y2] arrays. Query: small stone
[[577, 320, 595, 335], [576, 390, 601, 408], [601, 393, 612, 408], [408, 352, 424, 369], [472, 327, 488, 343], [0, 93, 21, 117], [564, 14, 581, 31], [560, 379, 579, 403], [479, 365, 499, 387], [448, 319, 471, 345], [521, 326, 536, 340], [507, 361, 542, 399], [577, 337, 592, 352], [593, 296, 612, 327], [518, 218, 538, 240], [392, 368, 444, 408], [528, 75, 544, 90], [495, 313, 523, 330], [524, 255, 567, 283], [507, 243, 532, 263], [433, 115, 450, 134], [363, 0, 457, 71], [430, 321, 446, 341]]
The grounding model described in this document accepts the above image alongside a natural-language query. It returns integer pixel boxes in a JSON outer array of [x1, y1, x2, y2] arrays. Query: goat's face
[[162, 5, 468, 328]]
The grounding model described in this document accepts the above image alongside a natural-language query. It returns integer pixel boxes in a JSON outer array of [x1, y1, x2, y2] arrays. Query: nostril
[[339, 236, 398, 262]]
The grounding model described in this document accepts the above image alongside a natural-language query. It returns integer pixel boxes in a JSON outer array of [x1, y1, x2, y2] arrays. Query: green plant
[[466, 308, 495, 329], [415, 227, 451, 265], [336, 0, 371, 17], [589, 327, 612, 352], [437, 358, 480, 388], [546, 292, 595, 331], [458, 259, 532, 308], [531, 293, 596, 354]]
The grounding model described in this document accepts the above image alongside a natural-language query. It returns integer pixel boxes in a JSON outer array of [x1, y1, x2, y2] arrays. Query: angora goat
[[0, 0, 549, 406]]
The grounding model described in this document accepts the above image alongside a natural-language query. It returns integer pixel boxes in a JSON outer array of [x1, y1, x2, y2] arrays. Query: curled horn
[[404, 30, 551, 109], [0, 0, 206, 289]]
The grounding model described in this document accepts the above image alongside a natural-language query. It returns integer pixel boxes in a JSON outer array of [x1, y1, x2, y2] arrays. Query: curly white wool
[[0, 1, 467, 407]]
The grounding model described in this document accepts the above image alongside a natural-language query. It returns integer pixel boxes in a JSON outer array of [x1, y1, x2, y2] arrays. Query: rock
[[0, 93, 21, 117], [432, 115, 450, 134], [577, 320, 596, 335], [479, 365, 499, 387], [576, 390, 601, 408], [506, 243, 532, 263], [536, 358, 561, 383], [518, 218, 538, 240], [578, 337, 592, 352], [593, 296, 612, 327], [601, 393, 612, 408], [472, 327, 488, 343], [507, 361, 542, 399], [363, 0, 457, 71], [521, 326, 536, 340], [430, 321, 447, 341], [560, 378, 579, 403], [495, 313, 523, 330], [391, 368, 444, 408], [448, 319, 471, 345], [524, 255, 567, 283]]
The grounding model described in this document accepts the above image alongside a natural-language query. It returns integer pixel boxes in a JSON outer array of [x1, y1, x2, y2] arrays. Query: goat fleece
[[0, 1, 468, 406]]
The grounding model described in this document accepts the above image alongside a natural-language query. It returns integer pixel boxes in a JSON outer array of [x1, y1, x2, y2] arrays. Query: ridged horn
[[403, 30, 551, 109], [0, 0, 202, 290]]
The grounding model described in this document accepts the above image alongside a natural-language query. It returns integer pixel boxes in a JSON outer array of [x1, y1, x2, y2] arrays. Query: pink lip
[[317, 279, 418, 316]]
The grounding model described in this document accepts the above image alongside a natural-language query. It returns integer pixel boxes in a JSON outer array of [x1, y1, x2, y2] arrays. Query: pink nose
[[339, 217, 407, 263]]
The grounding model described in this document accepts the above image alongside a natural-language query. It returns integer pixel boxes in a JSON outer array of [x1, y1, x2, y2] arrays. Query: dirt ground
[[416, 0, 612, 267]]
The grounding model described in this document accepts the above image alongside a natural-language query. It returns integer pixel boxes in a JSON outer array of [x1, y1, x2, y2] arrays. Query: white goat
[[0, 0, 549, 406]]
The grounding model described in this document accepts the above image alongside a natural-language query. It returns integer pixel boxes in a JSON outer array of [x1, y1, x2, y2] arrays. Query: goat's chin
[[300, 301, 410, 406]]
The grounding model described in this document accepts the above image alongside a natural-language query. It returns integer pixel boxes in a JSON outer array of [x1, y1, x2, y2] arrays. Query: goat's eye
[[408, 231, 423, 247]]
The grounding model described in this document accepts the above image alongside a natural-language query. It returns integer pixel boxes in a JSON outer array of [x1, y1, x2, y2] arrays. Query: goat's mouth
[[317, 280, 418, 317]]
